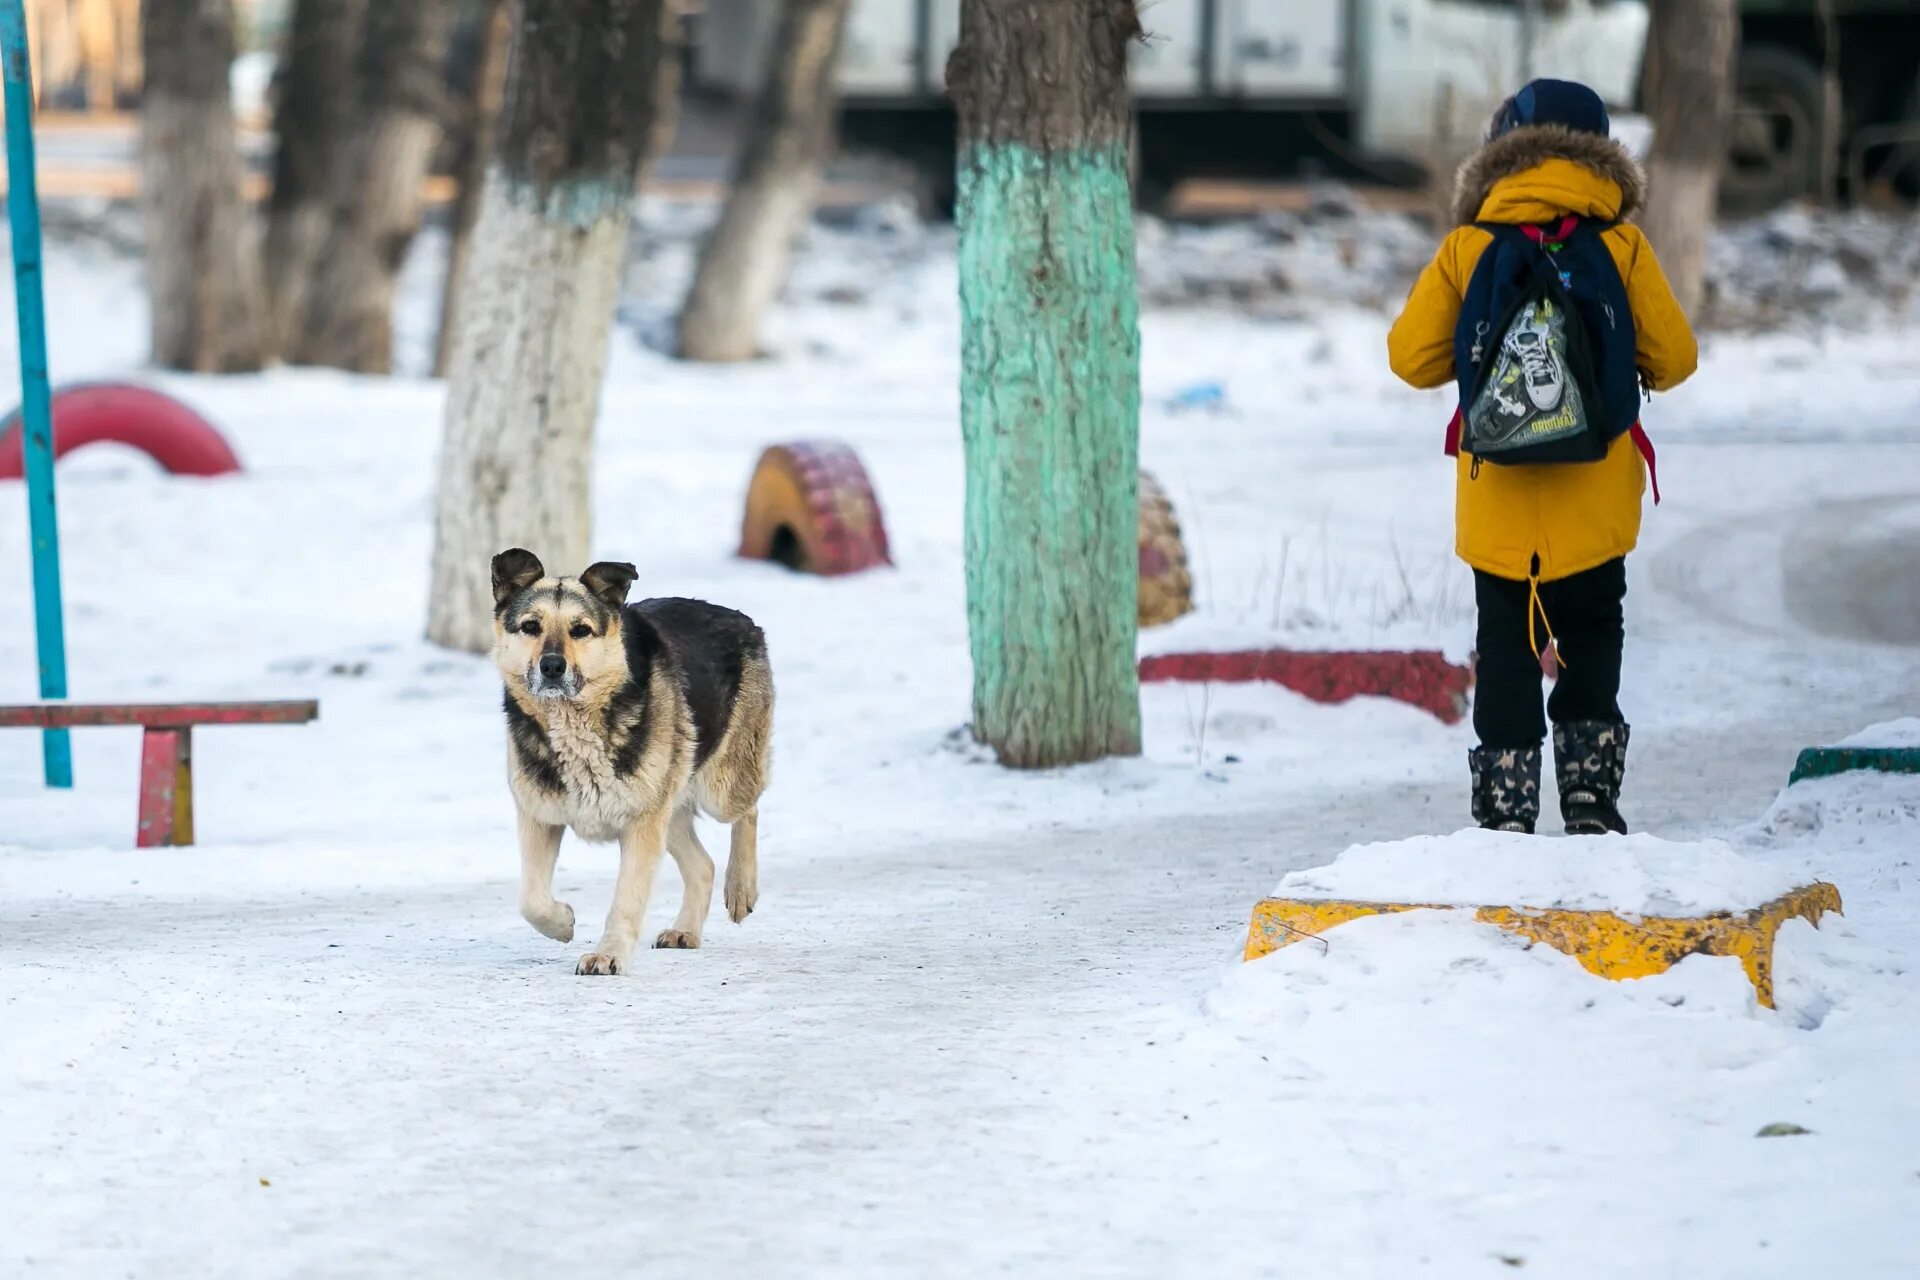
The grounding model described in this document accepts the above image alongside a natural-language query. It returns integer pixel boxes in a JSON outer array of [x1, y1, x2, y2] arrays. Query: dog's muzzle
[[528, 656, 580, 699]]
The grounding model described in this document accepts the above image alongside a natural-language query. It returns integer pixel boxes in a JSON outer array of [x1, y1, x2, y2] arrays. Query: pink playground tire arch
[[0, 382, 241, 479]]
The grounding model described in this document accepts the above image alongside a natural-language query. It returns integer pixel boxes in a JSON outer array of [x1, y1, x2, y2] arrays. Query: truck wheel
[[1887, 64, 1920, 200], [922, 137, 958, 219], [1127, 115, 1143, 194], [1721, 45, 1828, 217]]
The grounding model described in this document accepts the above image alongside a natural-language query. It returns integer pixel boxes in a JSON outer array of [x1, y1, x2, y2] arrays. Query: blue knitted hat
[[1488, 79, 1611, 141]]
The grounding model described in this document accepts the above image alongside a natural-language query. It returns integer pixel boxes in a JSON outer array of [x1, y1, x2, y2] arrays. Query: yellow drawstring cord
[[1527, 573, 1566, 670]]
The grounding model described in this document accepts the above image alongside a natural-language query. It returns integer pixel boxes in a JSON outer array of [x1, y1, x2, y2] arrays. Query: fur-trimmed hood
[[1451, 124, 1646, 226]]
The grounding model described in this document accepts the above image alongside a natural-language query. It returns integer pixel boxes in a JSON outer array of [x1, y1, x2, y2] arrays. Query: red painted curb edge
[[1138, 649, 1473, 725]]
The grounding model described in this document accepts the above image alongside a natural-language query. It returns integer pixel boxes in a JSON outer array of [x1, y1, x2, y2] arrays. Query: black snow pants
[[1472, 557, 1627, 750]]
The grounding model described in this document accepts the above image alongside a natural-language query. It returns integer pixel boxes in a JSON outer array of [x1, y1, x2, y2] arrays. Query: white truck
[[693, 0, 1651, 207]]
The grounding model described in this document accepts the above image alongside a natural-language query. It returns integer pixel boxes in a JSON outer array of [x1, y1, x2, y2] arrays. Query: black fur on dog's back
[[624, 598, 766, 769]]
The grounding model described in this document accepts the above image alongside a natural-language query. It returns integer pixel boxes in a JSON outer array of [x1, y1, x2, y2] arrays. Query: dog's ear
[[491, 548, 545, 606], [580, 561, 638, 610]]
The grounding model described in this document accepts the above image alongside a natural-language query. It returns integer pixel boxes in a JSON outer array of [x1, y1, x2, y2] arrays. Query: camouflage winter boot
[[1469, 744, 1542, 834], [1553, 720, 1630, 836]]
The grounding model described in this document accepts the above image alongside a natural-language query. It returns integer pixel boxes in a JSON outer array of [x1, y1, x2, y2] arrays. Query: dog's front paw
[[574, 952, 624, 976], [523, 900, 575, 943], [725, 876, 757, 924], [654, 929, 701, 950]]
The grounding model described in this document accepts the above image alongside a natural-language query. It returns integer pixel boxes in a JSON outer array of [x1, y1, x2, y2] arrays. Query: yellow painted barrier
[[1244, 882, 1842, 1009]]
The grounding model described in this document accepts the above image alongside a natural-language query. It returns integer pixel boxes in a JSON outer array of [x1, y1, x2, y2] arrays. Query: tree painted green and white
[[426, 0, 682, 654], [947, 0, 1144, 768]]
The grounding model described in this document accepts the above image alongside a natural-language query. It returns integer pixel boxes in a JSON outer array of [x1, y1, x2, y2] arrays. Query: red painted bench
[[0, 701, 319, 846]]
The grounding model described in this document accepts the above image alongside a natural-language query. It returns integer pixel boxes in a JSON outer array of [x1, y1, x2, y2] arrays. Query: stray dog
[[490, 548, 773, 975]]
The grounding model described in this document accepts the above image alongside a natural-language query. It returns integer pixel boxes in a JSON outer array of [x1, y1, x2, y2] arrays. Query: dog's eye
[[517, 619, 541, 636], [568, 624, 593, 641]]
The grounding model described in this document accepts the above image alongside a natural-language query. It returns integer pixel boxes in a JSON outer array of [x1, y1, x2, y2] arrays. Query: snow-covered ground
[[2, 207, 1919, 1276]]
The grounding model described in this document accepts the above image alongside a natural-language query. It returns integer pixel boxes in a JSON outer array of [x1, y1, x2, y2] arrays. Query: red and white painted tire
[[738, 440, 892, 577]]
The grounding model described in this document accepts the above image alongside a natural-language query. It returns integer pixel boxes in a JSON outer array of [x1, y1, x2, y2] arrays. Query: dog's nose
[[538, 654, 567, 680]]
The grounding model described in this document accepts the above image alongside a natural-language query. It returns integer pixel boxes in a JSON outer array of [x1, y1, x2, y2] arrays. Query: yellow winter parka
[[1388, 126, 1698, 583]]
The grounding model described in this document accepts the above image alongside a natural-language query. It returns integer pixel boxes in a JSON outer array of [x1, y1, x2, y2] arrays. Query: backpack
[[1453, 216, 1639, 466]]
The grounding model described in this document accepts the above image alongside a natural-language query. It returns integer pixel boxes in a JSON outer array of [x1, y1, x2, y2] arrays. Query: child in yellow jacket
[[1388, 79, 1698, 835]]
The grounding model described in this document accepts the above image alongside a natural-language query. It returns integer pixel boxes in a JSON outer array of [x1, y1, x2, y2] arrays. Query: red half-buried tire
[[738, 440, 891, 576], [0, 382, 240, 479]]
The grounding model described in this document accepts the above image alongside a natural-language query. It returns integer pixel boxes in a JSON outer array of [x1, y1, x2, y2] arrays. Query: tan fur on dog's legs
[[724, 807, 759, 923], [654, 807, 714, 950], [576, 807, 670, 975], [516, 810, 574, 943]]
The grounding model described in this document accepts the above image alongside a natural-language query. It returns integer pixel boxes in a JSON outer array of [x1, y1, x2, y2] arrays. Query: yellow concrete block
[[1244, 883, 1842, 1009]]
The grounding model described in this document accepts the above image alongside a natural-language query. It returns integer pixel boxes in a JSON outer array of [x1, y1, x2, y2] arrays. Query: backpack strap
[[1473, 220, 1575, 286]]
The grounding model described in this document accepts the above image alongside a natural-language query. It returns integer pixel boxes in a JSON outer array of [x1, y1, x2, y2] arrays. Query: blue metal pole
[[0, 0, 72, 788]]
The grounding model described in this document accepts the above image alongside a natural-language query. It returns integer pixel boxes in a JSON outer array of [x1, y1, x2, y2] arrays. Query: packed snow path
[[6, 515, 1913, 1276], [0, 768, 1899, 1277], [5, 228, 1920, 1275], [10, 710, 1920, 1276]]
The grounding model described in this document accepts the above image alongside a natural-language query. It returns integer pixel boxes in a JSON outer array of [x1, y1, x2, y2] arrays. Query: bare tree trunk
[[113, 0, 141, 105], [947, 0, 1143, 767], [264, 0, 365, 354], [426, 0, 683, 654], [79, 0, 118, 109], [676, 0, 851, 362], [1640, 0, 1739, 316], [433, 0, 511, 378], [140, 0, 268, 373], [290, 0, 455, 372], [31, 0, 75, 105]]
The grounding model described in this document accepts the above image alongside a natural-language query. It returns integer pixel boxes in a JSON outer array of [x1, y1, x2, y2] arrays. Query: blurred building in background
[[9, 0, 1918, 214]]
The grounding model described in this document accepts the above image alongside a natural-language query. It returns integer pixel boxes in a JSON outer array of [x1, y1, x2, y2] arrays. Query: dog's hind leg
[[724, 806, 759, 924], [576, 807, 670, 976], [654, 807, 714, 950], [517, 809, 574, 943]]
